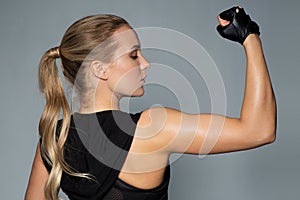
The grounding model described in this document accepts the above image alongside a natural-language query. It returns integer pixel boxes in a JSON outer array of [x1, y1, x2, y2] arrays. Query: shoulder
[[137, 107, 168, 131], [133, 107, 184, 151], [137, 107, 185, 130]]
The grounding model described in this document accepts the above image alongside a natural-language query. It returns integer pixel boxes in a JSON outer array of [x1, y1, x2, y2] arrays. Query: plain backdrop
[[1, 0, 299, 199]]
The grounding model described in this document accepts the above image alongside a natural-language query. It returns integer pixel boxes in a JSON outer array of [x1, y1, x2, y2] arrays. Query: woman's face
[[105, 25, 150, 98]]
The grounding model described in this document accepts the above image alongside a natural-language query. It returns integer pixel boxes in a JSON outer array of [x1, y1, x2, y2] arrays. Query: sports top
[[40, 110, 170, 200]]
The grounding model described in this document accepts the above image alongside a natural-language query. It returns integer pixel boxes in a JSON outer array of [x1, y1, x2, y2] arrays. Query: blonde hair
[[38, 14, 129, 200]]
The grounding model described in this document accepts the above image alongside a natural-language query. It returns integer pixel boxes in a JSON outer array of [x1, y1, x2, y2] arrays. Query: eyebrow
[[131, 45, 141, 50]]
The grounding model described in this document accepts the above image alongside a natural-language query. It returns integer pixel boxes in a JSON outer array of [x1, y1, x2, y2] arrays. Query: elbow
[[253, 124, 277, 146], [248, 109, 277, 146], [265, 99, 277, 144], [245, 118, 277, 147], [262, 130, 276, 145], [263, 114, 277, 144]]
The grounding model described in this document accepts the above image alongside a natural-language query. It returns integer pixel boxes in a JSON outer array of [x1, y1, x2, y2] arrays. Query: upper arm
[[25, 142, 48, 200], [136, 107, 273, 155]]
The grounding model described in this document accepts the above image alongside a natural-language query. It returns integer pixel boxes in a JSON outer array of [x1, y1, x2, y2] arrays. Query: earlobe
[[90, 61, 108, 80]]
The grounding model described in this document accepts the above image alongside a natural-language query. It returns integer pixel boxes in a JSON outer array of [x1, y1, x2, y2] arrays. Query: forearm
[[240, 34, 276, 138]]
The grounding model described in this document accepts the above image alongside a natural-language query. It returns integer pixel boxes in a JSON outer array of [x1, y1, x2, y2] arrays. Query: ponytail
[[38, 46, 71, 199], [38, 47, 93, 200]]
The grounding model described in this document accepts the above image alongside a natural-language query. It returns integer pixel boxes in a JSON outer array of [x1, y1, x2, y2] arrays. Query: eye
[[130, 50, 139, 60], [130, 55, 138, 60]]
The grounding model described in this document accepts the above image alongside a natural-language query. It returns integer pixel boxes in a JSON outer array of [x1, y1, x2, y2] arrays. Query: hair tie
[[55, 46, 60, 58], [49, 46, 60, 59]]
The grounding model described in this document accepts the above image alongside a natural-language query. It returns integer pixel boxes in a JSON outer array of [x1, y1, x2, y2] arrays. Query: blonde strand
[[38, 48, 70, 200]]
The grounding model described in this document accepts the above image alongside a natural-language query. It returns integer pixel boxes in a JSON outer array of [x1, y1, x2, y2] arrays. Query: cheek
[[109, 65, 142, 95]]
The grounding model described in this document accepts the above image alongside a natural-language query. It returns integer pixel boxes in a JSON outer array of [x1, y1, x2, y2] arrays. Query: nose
[[140, 55, 150, 70]]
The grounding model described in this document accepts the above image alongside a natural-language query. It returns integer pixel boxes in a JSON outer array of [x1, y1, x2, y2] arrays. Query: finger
[[219, 6, 236, 21], [217, 15, 230, 26], [236, 6, 243, 13]]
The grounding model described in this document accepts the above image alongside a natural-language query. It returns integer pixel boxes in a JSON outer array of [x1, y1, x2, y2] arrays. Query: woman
[[25, 6, 276, 200]]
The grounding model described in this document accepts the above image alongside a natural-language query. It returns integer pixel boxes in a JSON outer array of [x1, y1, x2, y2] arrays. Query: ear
[[90, 61, 108, 80]]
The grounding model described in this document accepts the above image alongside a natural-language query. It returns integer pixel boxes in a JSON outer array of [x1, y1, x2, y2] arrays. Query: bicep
[[145, 107, 267, 155], [25, 142, 48, 200], [178, 114, 253, 154]]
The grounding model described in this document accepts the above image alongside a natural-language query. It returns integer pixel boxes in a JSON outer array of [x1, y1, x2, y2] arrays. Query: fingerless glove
[[217, 6, 260, 44]]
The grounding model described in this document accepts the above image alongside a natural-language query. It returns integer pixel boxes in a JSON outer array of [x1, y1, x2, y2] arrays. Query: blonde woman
[[25, 6, 276, 200]]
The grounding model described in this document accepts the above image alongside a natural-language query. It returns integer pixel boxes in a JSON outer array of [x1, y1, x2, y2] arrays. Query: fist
[[216, 6, 260, 44]]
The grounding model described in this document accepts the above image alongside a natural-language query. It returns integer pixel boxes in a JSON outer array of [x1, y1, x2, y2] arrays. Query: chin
[[132, 87, 145, 97]]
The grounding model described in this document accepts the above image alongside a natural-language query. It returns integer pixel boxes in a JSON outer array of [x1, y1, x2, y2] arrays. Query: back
[[40, 110, 170, 199]]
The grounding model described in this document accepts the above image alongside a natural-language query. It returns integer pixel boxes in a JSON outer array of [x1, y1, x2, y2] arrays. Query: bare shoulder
[[119, 107, 172, 188], [135, 107, 181, 139], [137, 107, 184, 126], [124, 107, 181, 159], [132, 107, 186, 153]]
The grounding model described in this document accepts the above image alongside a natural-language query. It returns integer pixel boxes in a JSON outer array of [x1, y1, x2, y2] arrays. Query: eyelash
[[130, 55, 138, 60], [130, 50, 139, 60]]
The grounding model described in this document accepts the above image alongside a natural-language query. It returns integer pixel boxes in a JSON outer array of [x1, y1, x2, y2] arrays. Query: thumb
[[217, 15, 230, 27]]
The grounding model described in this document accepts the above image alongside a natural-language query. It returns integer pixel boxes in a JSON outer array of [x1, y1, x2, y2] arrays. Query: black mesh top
[[40, 110, 170, 200]]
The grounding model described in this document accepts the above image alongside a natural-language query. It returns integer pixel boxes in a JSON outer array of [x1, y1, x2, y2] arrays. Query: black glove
[[217, 6, 260, 44]]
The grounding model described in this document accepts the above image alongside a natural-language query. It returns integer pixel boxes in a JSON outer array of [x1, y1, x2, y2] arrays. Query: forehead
[[114, 25, 139, 42], [85, 26, 140, 63], [113, 26, 140, 57]]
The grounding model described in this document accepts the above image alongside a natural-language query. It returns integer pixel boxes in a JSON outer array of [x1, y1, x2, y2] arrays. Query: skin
[[80, 26, 149, 113], [25, 16, 276, 199]]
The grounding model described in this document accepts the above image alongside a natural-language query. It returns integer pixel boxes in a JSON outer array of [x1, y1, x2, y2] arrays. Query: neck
[[79, 88, 121, 114], [94, 93, 120, 111]]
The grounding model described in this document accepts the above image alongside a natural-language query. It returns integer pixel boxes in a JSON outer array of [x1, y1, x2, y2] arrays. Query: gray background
[[1, 0, 299, 199]]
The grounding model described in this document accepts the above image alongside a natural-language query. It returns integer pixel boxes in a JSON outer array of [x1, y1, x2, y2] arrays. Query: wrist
[[243, 34, 261, 47]]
